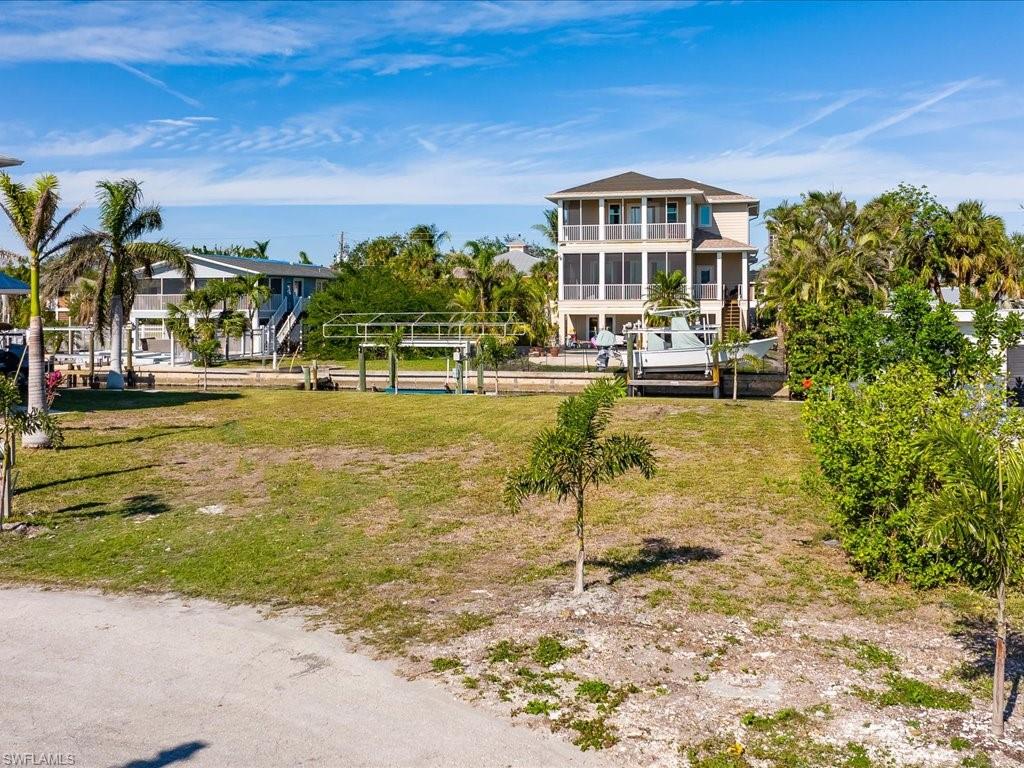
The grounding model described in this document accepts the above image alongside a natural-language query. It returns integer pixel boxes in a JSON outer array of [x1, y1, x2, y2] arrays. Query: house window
[[628, 205, 641, 225], [698, 205, 712, 228], [667, 203, 678, 224], [270, 277, 283, 295], [699, 266, 713, 284], [562, 201, 571, 226], [315, 279, 326, 293], [608, 204, 621, 225]]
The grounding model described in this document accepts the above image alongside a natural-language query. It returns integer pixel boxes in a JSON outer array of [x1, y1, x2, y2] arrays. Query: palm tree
[[167, 288, 219, 390], [234, 275, 271, 358], [504, 379, 657, 595], [89, 179, 190, 389], [938, 201, 1015, 302], [408, 223, 450, 251], [532, 208, 558, 248], [711, 328, 764, 400], [920, 415, 1024, 737], [252, 240, 270, 259], [0, 173, 93, 447], [221, 311, 247, 361], [450, 240, 518, 314], [644, 269, 694, 327]]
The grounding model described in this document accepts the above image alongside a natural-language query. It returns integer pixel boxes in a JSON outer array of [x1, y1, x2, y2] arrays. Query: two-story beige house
[[548, 171, 759, 344]]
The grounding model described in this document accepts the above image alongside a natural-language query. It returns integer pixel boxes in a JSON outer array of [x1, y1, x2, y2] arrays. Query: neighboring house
[[547, 171, 759, 343], [0, 155, 23, 168], [131, 252, 334, 355], [495, 241, 541, 274]]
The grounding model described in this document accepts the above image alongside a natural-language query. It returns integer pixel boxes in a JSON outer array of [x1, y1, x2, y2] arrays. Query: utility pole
[[335, 231, 347, 265]]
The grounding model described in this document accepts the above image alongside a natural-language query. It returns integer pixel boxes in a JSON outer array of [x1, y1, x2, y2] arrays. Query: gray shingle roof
[[496, 243, 541, 274], [190, 253, 335, 278], [0, 155, 23, 168], [692, 229, 756, 252], [550, 171, 745, 198]]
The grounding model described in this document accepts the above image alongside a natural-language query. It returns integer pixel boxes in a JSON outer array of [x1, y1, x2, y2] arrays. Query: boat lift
[[322, 311, 524, 392], [322, 311, 521, 350]]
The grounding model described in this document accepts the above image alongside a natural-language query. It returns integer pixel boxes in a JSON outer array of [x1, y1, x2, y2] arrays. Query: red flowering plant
[[45, 370, 63, 408]]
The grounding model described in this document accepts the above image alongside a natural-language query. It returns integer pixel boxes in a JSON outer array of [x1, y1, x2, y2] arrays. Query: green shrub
[[804, 363, 982, 587]]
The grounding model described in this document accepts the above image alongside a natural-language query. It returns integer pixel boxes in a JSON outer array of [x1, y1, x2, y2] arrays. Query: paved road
[[1, 587, 605, 768]]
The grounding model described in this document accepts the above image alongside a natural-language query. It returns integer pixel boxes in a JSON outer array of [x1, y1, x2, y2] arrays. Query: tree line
[[765, 187, 1024, 737]]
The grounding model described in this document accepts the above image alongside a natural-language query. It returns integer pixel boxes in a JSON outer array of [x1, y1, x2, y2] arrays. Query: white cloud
[[822, 78, 982, 150], [345, 52, 491, 76]]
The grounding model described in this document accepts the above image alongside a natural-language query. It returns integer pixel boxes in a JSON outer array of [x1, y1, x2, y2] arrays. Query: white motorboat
[[627, 309, 776, 374]]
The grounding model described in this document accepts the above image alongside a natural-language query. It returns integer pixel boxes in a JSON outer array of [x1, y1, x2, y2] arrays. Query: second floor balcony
[[560, 196, 691, 243], [561, 222, 689, 242]]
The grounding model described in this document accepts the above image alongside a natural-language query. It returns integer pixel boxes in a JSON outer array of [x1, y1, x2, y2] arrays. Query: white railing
[[133, 294, 185, 311], [276, 295, 308, 346], [561, 224, 600, 242], [604, 284, 643, 300], [562, 284, 600, 301], [691, 284, 719, 301], [645, 223, 688, 240]]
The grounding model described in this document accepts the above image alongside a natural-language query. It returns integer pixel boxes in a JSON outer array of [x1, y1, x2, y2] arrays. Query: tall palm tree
[[252, 239, 270, 259], [0, 173, 93, 447], [920, 415, 1024, 737], [532, 208, 558, 248], [92, 180, 190, 389], [761, 191, 887, 348], [234, 275, 271, 357], [450, 240, 518, 314], [504, 379, 657, 595]]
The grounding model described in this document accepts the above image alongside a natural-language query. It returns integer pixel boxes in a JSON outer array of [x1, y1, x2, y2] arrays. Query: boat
[[627, 308, 776, 375]]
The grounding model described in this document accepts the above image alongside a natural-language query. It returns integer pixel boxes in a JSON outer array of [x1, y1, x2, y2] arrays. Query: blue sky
[[2, 0, 1023, 265]]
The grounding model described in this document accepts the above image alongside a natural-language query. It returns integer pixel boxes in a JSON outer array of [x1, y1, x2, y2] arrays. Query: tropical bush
[[804, 363, 980, 586], [786, 285, 1018, 391]]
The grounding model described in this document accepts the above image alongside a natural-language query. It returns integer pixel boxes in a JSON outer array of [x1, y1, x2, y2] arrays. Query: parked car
[[0, 344, 28, 387]]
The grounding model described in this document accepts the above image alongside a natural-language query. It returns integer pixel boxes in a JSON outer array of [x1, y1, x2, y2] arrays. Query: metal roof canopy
[[0, 272, 30, 295], [322, 311, 521, 348]]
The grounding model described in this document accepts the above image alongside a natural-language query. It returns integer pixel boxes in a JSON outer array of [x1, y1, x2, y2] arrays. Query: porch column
[[598, 198, 605, 241], [716, 251, 724, 305], [598, 312, 606, 333], [741, 252, 750, 329], [641, 196, 648, 240], [686, 249, 695, 299], [686, 196, 693, 238], [641, 250, 648, 299], [598, 251, 605, 300], [557, 253, 564, 302], [556, 201, 563, 242]]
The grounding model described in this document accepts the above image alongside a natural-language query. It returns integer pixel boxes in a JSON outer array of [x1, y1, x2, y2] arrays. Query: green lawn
[[0, 388, 992, 649]]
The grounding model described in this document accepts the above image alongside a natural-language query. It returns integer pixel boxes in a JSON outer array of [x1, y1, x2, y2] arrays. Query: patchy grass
[[532, 635, 579, 667], [857, 674, 971, 711], [430, 656, 463, 673]]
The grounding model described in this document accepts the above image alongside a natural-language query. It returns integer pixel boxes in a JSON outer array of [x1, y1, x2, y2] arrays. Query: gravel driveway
[[1, 587, 605, 767]]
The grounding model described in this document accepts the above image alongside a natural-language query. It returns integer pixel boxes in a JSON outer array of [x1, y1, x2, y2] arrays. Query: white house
[[131, 252, 334, 356], [548, 171, 759, 343]]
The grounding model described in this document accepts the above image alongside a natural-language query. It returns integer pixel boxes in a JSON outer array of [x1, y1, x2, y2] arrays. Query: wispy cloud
[[111, 62, 201, 107], [822, 78, 982, 150], [345, 52, 491, 76], [733, 92, 866, 154]]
